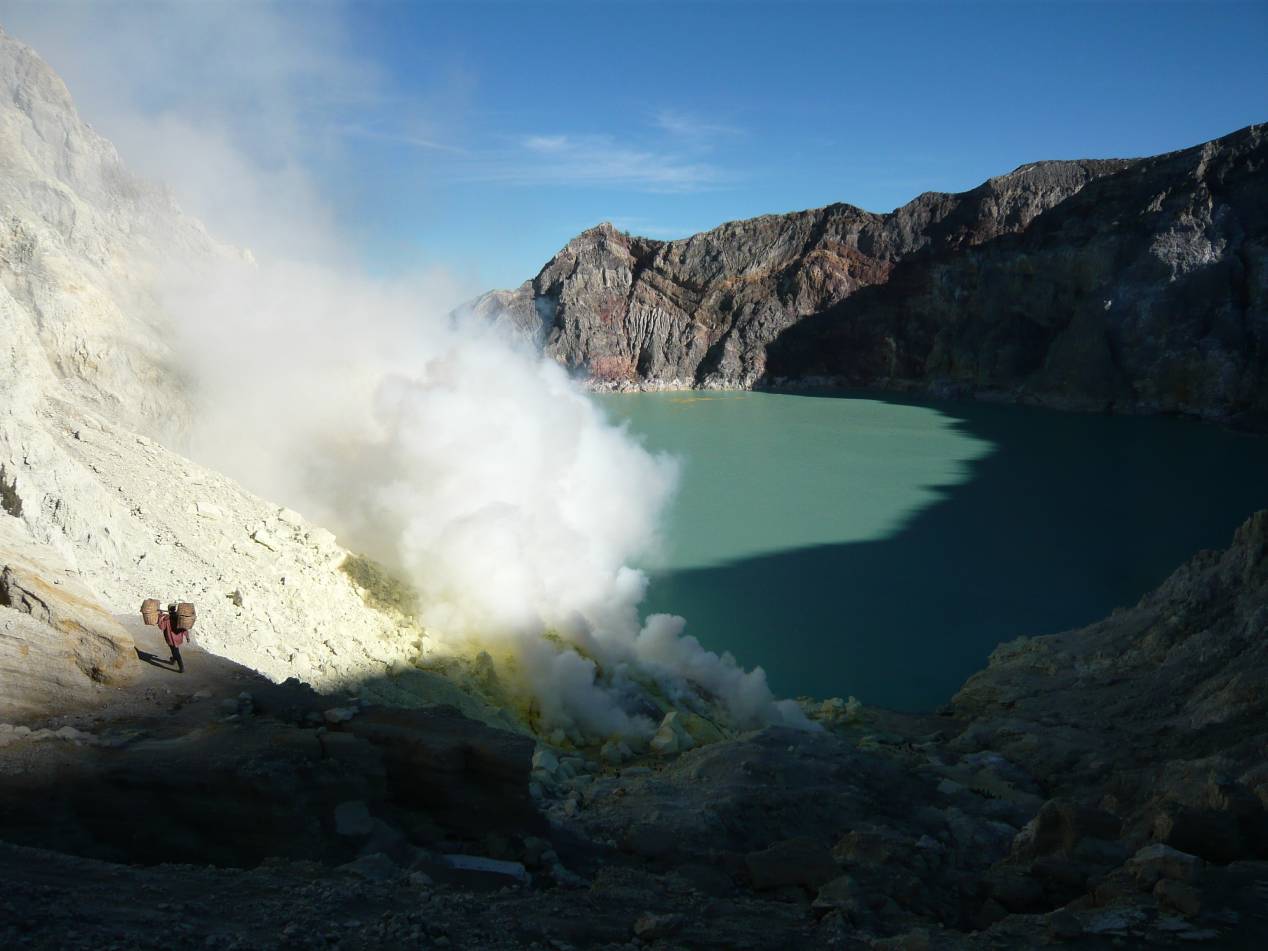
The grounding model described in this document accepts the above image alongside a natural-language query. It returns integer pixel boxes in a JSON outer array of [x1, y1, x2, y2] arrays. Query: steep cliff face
[[769, 124, 1268, 420], [478, 160, 1128, 387], [478, 124, 1266, 420]]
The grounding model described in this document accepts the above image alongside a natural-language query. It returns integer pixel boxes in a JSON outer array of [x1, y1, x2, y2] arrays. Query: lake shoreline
[[587, 377, 1268, 435]]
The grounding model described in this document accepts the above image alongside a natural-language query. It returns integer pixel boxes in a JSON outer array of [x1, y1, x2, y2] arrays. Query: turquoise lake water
[[597, 391, 1268, 712]]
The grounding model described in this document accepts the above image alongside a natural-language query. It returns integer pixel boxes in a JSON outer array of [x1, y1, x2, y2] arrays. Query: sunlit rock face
[[0, 517, 137, 718], [0, 27, 237, 439], [476, 124, 1267, 421], [0, 29, 426, 705]]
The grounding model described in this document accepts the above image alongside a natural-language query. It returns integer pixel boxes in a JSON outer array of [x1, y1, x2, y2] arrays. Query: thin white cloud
[[652, 109, 744, 142], [446, 110, 746, 193], [458, 132, 731, 193], [523, 134, 571, 153], [338, 123, 468, 155]]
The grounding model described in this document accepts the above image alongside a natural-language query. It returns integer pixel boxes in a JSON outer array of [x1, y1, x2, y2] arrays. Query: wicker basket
[[173, 601, 197, 630], [141, 598, 160, 625]]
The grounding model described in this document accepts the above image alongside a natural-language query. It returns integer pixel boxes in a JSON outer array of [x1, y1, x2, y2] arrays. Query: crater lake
[[598, 391, 1268, 711]]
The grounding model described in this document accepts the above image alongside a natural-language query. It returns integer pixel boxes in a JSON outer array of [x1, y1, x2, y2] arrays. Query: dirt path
[[9, 613, 326, 744]]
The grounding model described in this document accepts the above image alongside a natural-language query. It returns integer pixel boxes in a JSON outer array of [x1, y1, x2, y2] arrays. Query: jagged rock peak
[[0, 28, 162, 218]]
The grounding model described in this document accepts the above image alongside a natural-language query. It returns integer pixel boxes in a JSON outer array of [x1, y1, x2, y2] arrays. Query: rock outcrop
[[951, 508, 1268, 862], [0, 517, 135, 717], [0, 687, 538, 870], [343, 707, 545, 841], [476, 124, 1267, 422]]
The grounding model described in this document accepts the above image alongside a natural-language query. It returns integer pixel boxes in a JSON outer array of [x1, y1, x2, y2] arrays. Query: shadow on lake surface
[[637, 392, 1268, 712]]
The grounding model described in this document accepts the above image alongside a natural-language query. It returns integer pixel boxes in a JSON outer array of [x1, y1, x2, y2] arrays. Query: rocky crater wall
[[475, 124, 1267, 423]]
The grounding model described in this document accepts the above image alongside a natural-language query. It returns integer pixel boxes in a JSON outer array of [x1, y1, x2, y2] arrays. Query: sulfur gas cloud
[[5, 2, 811, 739]]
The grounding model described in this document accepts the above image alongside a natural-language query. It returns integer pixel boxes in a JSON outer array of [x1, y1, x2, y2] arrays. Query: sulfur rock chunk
[[600, 738, 634, 765], [250, 527, 281, 552], [531, 747, 560, 774], [194, 501, 224, 520], [650, 711, 696, 757]]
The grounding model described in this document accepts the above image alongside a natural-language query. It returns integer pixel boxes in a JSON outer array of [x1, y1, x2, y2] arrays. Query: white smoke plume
[[158, 246, 810, 738], [2, 3, 810, 738]]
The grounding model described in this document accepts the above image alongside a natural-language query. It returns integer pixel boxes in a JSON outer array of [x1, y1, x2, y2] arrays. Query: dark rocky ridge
[[474, 124, 1267, 422]]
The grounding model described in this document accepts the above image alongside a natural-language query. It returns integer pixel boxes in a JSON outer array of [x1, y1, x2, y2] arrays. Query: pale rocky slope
[[0, 28, 463, 718], [476, 124, 1267, 422]]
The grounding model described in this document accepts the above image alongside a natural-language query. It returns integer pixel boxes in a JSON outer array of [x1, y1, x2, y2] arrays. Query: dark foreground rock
[[4, 512, 1268, 948], [472, 123, 1267, 423], [0, 704, 542, 872], [952, 509, 1268, 858]]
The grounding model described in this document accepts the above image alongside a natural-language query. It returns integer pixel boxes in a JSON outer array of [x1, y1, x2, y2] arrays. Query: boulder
[[632, 912, 686, 940], [1047, 910, 1084, 941], [834, 825, 907, 866], [333, 801, 374, 837], [983, 866, 1045, 912], [1011, 799, 1121, 863], [677, 712, 725, 746], [1151, 803, 1246, 864], [812, 874, 865, 915], [0, 719, 384, 867], [531, 746, 560, 774], [337, 852, 400, 882], [745, 837, 839, 890], [599, 738, 633, 765], [1091, 867, 1142, 905], [1126, 843, 1203, 887], [649, 711, 696, 757], [442, 854, 530, 885], [1154, 878, 1202, 917], [621, 822, 678, 860], [341, 706, 545, 839]]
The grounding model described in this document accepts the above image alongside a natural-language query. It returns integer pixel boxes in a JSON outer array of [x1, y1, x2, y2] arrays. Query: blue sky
[[4, 1, 1266, 293]]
